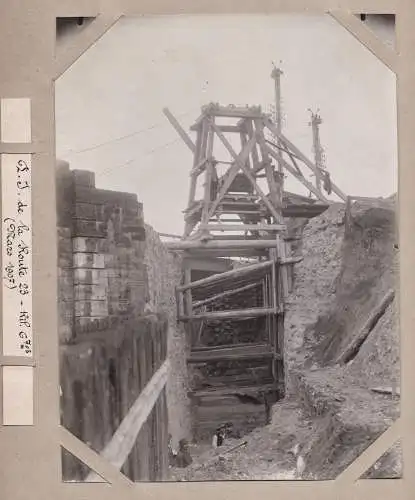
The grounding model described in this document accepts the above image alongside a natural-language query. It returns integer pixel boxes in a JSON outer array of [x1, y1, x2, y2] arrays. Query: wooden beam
[[201, 119, 216, 225], [158, 232, 182, 239], [177, 259, 273, 291], [180, 307, 278, 322], [255, 118, 284, 211], [245, 119, 260, 170], [188, 343, 278, 363], [206, 135, 257, 220], [335, 290, 395, 365], [200, 223, 286, 232], [264, 118, 347, 201], [163, 108, 196, 153], [265, 144, 328, 202], [203, 104, 264, 119], [190, 157, 208, 176], [183, 256, 233, 273], [183, 268, 193, 317], [86, 360, 170, 481], [190, 383, 280, 398], [182, 249, 267, 258], [168, 239, 282, 252], [211, 123, 284, 223], [193, 282, 261, 308], [191, 124, 242, 133]]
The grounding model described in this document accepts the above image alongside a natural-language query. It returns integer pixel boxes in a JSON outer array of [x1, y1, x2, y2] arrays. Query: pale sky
[[55, 14, 397, 235]]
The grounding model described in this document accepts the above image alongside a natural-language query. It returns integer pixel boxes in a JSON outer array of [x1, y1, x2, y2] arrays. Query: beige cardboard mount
[[0, 3, 412, 500]]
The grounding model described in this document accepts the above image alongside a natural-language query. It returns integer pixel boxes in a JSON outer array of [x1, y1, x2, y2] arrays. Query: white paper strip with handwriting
[[1, 154, 33, 357]]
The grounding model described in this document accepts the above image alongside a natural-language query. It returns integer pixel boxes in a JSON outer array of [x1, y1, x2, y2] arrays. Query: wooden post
[[206, 134, 257, 220], [245, 119, 260, 171], [254, 118, 283, 217], [276, 235, 289, 300], [309, 110, 324, 195], [201, 118, 215, 228]]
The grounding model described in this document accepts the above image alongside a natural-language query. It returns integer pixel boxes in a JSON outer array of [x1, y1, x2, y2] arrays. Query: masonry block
[[73, 252, 106, 269], [74, 185, 138, 208], [74, 202, 105, 221], [75, 300, 108, 318], [72, 237, 109, 254], [72, 169, 96, 188], [73, 220, 107, 238], [74, 284, 107, 301], [74, 268, 107, 285]]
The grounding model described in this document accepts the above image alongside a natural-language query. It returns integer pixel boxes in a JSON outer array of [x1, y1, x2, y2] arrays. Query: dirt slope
[[174, 197, 400, 480]]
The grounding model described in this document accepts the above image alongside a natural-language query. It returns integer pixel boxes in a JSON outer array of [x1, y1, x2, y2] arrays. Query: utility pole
[[308, 109, 325, 194], [270, 63, 284, 175]]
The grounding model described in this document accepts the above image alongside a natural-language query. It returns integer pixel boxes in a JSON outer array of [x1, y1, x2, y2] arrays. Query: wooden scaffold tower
[[162, 76, 347, 439]]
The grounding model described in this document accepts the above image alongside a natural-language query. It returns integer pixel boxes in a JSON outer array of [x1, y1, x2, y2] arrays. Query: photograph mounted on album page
[[53, 13, 400, 482]]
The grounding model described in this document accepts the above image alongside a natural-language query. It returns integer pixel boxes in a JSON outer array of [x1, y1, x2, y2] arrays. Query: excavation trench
[[171, 199, 400, 480]]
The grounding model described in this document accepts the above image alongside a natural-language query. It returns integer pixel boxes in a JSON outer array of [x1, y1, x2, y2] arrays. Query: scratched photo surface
[[54, 14, 400, 482]]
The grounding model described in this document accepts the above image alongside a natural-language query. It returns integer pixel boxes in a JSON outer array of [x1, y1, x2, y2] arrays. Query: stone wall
[[144, 226, 192, 449], [56, 160, 147, 342], [56, 161, 191, 476]]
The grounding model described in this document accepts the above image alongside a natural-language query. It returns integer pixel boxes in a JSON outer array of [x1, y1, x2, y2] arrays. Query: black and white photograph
[[54, 13, 400, 482]]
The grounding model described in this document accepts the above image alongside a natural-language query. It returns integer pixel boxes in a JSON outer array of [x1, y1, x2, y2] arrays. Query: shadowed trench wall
[[56, 161, 191, 480]]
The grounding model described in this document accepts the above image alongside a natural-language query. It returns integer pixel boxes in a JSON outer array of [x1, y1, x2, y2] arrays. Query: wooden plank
[[335, 290, 395, 364], [193, 282, 261, 308], [159, 388, 169, 479], [158, 232, 182, 239], [177, 259, 273, 291], [190, 383, 279, 398], [86, 360, 170, 481], [167, 239, 281, 251], [204, 104, 264, 119], [183, 256, 233, 273], [187, 344, 280, 363], [182, 249, 268, 258], [200, 223, 286, 232], [163, 108, 195, 153], [180, 307, 278, 321], [348, 195, 386, 202]]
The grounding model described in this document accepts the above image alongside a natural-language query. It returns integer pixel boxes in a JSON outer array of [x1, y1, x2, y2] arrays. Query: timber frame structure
[[163, 102, 346, 438]]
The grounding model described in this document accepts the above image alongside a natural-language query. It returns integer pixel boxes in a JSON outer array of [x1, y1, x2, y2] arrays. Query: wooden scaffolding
[[163, 102, 346, 439]]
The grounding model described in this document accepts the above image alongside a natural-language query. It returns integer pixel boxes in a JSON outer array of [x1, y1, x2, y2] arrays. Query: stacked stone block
[[56, 161, 148, 342]]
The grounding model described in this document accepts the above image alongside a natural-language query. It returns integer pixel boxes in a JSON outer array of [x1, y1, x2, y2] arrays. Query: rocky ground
[[170, 196, 401, 481]]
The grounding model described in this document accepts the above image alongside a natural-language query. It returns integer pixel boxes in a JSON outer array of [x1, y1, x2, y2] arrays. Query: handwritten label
[[1, 154, 32, 357]]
